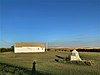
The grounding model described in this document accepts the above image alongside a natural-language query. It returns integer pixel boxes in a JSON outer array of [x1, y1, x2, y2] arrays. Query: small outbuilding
[[14, 42, 45, 53], [70, 49, 82, 61]]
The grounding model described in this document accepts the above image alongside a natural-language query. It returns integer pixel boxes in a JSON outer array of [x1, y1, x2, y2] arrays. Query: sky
[[0, 0, 100, 47]]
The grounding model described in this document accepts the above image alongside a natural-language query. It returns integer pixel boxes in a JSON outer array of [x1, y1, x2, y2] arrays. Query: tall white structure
[[70, 49, 82, 61], [14, 42, 45, 53]]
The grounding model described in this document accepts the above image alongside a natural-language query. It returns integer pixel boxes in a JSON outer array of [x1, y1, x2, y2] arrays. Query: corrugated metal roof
[[15, 42, 45, 47]]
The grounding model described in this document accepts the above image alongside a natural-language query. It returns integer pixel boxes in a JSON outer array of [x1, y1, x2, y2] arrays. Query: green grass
[[0, 51, 100, 75]]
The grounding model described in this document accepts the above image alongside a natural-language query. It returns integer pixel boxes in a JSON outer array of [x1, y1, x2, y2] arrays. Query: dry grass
[[0, 51, 100, 75]]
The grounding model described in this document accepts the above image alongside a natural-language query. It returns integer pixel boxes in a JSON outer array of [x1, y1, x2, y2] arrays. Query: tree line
[[76, 49, 100, 52], [0, 46, 100, 53], [47, 48, 100, 52], [0, 46, 14, 53]]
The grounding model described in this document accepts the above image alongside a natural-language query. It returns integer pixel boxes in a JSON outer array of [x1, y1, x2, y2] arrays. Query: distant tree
[[0, 46, 14, 53], [0, 48, 6, 52], [11, 45, 14, 51]]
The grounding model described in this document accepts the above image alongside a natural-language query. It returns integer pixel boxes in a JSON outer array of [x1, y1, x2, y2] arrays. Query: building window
[[72, 53, 76, 56]]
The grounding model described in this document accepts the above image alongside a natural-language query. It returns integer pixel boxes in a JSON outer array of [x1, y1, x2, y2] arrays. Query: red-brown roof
[[15, 42, 45, 47]]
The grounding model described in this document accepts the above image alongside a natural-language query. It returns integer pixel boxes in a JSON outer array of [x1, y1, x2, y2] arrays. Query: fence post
[[32, 61, 36, 75]]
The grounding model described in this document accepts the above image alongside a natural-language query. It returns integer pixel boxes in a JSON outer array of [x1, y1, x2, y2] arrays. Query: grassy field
[[0, 51, 100, 75]]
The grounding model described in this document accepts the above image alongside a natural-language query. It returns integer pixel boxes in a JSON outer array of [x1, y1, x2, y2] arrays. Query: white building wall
[[14, 46, 45, 53]]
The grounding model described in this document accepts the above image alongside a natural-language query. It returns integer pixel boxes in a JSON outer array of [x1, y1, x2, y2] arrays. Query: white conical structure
[[70, 49, 82, 61]]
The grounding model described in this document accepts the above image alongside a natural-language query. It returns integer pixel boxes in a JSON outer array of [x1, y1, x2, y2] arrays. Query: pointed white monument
[[70, 49, 82, 61]]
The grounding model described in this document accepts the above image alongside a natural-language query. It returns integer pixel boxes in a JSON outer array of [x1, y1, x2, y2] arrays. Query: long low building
[[14, 42, 45, 53]]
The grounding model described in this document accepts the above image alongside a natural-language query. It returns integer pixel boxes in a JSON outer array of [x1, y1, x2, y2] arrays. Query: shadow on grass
[[0, 62, 52, 75], [55, 55, 64, 59]]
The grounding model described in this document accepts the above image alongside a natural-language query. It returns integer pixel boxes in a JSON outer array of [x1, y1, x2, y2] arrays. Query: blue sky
[[0, 0, 100, 47]]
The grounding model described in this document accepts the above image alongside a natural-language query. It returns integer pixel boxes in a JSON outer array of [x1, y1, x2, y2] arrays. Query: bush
[[66, 60, 95, 66], [83, 60, 95, 66]]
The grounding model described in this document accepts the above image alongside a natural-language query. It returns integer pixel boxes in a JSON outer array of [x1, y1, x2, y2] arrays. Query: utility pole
[[45, 42, 48, 51]]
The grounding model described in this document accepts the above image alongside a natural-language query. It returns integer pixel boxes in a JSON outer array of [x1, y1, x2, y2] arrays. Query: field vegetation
[[0, 51, 100, 75]]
